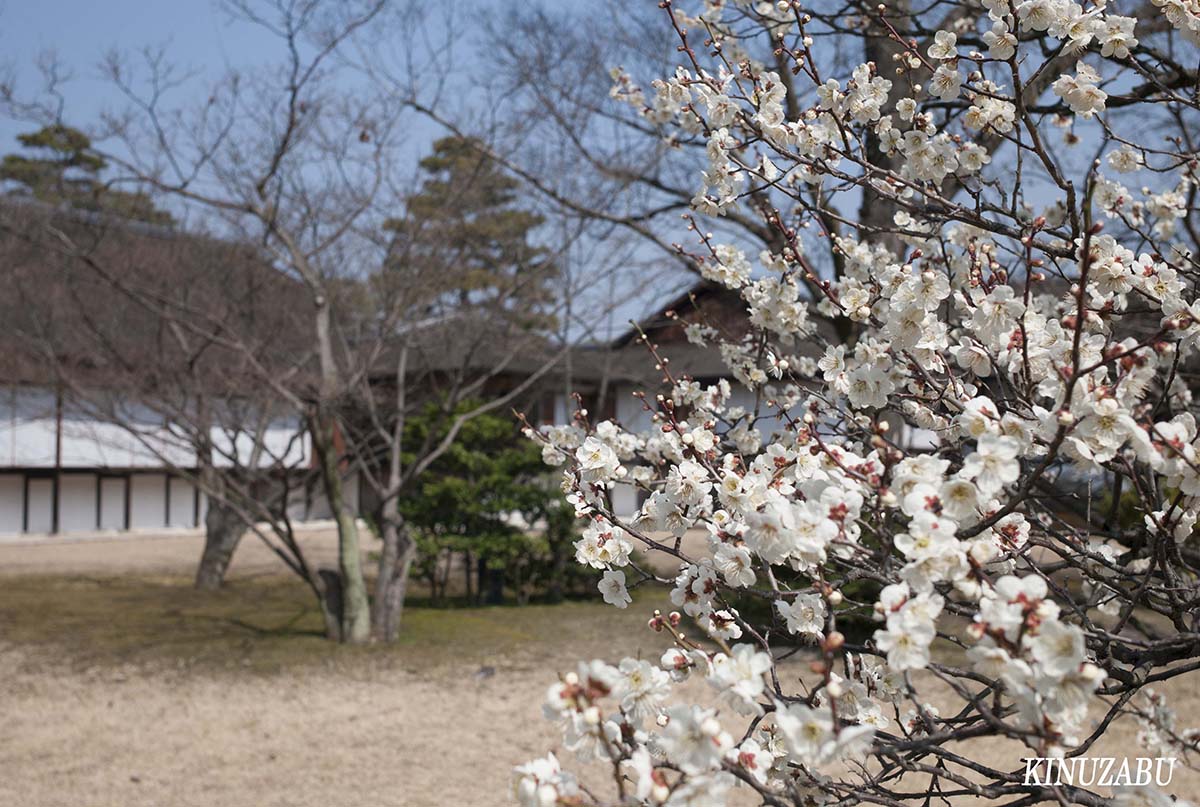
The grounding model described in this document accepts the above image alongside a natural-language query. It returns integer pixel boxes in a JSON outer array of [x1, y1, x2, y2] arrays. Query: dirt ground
[[1, 532, 1198, 806], [0, 530, 681, 807], [0, 525, 347, 579]]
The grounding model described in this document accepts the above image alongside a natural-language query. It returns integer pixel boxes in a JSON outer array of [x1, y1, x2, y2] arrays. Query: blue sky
[[0, 2, 271, 148], [0, 1, 470, 223], [0, 1, 589, 152], [0, 1, 698, 334]]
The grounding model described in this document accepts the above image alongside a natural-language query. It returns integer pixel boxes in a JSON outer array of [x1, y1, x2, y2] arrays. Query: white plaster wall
[[902, 425, 939, 450], [614, 384, 654, 432], [61, 410, 188, 468], [0, 389, 183, 468], [286, 488, 310, 522], [610, 483, 640, 519], [553, 393, 571, 426], [99, 477, 127, 530], [305, 486, 332, 521], [726, 386, 806, 438], [0, 475, 23, 534], [129, 474, 167, 530], [168, 477, 196, 528], [26, 478, 53, 533], [0, 387, 368, 532], [58, 474, 98, 533]]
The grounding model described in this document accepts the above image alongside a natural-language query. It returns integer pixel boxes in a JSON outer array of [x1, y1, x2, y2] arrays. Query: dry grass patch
[[3, 570, 1199, 805], [0, 571, 682, 807], [0, 572, 667, 676]]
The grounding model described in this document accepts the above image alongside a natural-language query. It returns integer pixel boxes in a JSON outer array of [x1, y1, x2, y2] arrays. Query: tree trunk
[[317, 568, 344, 642], [371, 512, 416, 642], [425, 565, 439, 604], [464, 550, 474, 602], [334, 507, 370, 643], [515, 561, 529, 606], [861, 0, 913, 259], [312, 409, 370, 644], [437, 550, 452, 602], [476, 554, 487, 606], [194, 497, 245, 590], [484, 563, 505, 605], [307, 284, 370, 643]]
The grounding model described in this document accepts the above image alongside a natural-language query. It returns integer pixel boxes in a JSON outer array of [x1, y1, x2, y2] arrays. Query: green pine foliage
[[0, 125, 173, 225], [399, 402, 589, 605], [383, 135, 556, 329]]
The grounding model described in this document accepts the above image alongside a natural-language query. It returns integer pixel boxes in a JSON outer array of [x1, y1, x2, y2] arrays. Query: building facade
[[0, 386, 358, 537]]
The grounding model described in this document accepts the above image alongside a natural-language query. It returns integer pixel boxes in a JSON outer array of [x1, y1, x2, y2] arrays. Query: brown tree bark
[[860, 0, 913, 259], [370, 511, 416, 642], [316, 568, 345, 642], [194, 497, 245, 590], [311, 403, 371, 644], [464, 550, 475, 602]]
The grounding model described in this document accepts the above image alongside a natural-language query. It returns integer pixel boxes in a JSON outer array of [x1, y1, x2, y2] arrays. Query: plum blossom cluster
[[518, 1, 1200, 805]]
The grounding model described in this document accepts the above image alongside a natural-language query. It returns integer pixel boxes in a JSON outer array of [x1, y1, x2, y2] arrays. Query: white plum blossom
[[1052, 62, 1107, 118], [519, 4, 1200, 805], [961, 434, 1021, 495], [575, 436, 620, 482], [983, 22, 1017, 58], [927, 30, 957, 60], [775, 702, 875, 768], [574, 520, 633, 569], [708, 643, 772, 715], [713, 541, 756, 587], [658, 705, 733, 775], [598, 570, 631, 608], [776, 592, 826, 639], [1028, 619, 1087, 678], [512, 754, 578, 807], [617, 658, 671, 723], [874, 584, 944, 670], [929, 64, 962, 101], [704, 243, 753, 289]]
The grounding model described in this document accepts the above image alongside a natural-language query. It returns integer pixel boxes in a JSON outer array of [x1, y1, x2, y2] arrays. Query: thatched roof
[[0, 199, 312, 396]]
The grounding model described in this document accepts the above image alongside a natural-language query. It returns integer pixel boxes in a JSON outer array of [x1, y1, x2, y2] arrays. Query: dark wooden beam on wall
[[51, 387, 62, 535], [21, 473, 29, 533]]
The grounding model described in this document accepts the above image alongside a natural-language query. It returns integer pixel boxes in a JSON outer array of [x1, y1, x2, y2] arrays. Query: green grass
[[0, 573, 670, 677]]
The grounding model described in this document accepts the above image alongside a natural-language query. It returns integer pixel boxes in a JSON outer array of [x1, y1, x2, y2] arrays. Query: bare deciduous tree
[[1, 0, 650, 643]]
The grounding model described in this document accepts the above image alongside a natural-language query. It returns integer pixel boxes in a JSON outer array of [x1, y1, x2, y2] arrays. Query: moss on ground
[[0, 574, 670, 677]]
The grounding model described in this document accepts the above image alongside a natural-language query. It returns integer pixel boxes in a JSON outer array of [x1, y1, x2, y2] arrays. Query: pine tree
[[384, 136, 556, 329], [0, 125, 173, 226]]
